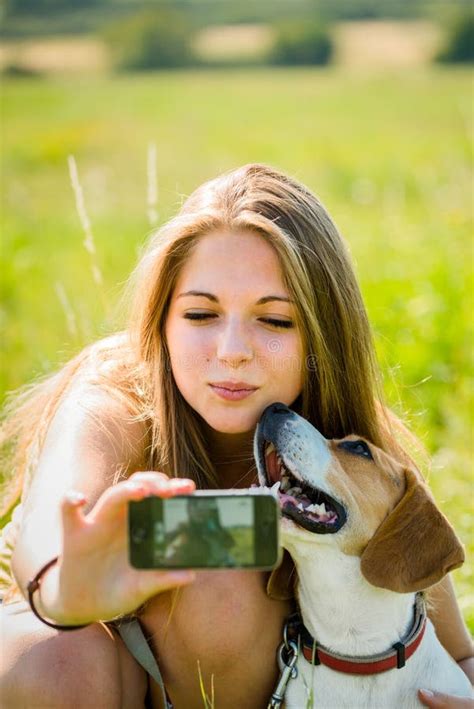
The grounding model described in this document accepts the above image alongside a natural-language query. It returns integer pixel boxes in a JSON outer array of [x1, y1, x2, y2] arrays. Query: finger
[[166, 477, 197, 495], [128, 472, 196, 495], [86, 479, 157, 524], [86, 476, 195, 526], [418, 689, 469, 708], [135, 569, 196, 601], [61, 490, 88, 534], [128, 471, 170, 484], [125, 477, 195, 500]]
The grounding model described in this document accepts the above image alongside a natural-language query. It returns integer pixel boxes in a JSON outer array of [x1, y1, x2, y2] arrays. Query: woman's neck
[[203, 424, 256, 489]]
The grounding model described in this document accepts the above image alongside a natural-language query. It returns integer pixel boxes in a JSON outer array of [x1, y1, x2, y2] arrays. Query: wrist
[[33, 557, 62, 617], [27, 556, 90, 631]]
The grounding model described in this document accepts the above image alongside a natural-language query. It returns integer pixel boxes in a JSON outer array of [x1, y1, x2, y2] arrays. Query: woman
[[0, 164, 472, 708]]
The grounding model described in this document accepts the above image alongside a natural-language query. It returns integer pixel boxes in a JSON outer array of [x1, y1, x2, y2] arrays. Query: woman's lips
[[209, 382, 258, 401]]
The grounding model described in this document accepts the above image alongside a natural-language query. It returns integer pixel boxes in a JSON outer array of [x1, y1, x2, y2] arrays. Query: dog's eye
[[338, 440, 373, 460]]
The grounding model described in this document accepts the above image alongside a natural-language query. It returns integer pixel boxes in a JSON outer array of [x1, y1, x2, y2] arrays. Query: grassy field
[[1, 67, 472, 628]]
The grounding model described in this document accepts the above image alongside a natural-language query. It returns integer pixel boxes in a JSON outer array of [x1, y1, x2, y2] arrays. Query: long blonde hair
[[2, 163, 406, 516]]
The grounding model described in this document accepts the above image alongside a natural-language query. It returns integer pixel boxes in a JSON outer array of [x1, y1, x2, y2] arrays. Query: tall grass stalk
[[67, 154, 107, 314], [54, 281, 79, 340], [293, 635, 316, 709], [197, 659, 215, 709]]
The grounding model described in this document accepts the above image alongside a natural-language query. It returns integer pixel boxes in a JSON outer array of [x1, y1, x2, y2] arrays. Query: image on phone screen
[[154, 496, 253, 566], [129, 493, 279, 569]]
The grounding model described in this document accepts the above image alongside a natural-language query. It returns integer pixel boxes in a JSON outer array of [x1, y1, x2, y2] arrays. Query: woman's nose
[[216, 318, 253, 365]]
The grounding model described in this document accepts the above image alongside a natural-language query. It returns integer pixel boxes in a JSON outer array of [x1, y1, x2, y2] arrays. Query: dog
[[255, 403, 472, 708]]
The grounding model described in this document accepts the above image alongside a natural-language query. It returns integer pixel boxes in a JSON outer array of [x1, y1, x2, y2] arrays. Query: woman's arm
[[427, 574, 474, 682], [11, 381, 148, 590], [416, 572, 473, 707], [11, 380, 196, 624]]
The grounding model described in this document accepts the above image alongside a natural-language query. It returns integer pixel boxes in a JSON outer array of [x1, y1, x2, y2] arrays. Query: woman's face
[[165, 230, 304, 434]]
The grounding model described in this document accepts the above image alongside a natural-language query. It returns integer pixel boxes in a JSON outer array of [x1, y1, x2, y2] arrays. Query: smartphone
[[128, 489, 281, 570]]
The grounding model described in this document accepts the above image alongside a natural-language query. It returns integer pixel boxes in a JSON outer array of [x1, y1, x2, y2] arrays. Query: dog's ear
[[360, 468, 464, 593], [267, 549, 296, 600]]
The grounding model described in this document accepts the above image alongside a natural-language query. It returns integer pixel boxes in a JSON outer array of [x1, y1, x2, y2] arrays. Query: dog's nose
[[270, 403, 291, 415]]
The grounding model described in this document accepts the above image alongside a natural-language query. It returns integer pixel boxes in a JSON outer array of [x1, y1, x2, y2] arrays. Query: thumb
[[61, 490, 87, 533], [135, 569, 196, 603]]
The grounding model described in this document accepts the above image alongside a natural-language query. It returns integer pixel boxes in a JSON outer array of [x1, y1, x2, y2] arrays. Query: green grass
[[1, 66, 472, 629]]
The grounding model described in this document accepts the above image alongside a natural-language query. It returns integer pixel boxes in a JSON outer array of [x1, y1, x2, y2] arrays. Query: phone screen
[[129, 493, 280, 569]]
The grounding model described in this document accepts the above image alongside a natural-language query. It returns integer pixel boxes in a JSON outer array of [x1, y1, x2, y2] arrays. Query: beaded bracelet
[[27, 556, 91, 631]]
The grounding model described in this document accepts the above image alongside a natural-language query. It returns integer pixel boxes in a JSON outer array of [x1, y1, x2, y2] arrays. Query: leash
[[267, 620, 299, 708], [267, 593, 427, 707]]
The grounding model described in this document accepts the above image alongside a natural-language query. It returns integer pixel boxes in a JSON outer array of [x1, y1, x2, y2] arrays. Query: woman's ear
[[360, 468, 465, 593]]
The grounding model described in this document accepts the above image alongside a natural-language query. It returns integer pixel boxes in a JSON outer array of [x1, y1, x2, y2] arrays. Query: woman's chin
[[202, 412, 258, 435]]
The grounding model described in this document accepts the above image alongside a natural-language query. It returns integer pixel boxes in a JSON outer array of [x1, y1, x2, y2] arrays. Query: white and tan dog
[[255, 403, 472, 708]]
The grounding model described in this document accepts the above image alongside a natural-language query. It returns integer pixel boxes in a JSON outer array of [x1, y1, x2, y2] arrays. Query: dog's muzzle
[[255, 403, 347, 535]]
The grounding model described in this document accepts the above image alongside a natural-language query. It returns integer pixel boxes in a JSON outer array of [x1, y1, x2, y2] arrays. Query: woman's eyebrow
[[176, 290, 293, 304]]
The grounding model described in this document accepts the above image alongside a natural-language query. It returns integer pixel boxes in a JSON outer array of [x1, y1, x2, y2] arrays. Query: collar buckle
[[392, 641, 406, 669]]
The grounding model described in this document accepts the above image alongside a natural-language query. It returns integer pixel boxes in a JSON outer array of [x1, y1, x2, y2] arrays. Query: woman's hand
[[38, 471, 197, 624], [418, 689, 474, 708]]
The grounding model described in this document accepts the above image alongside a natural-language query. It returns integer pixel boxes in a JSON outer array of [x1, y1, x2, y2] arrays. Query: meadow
[[1, 67, 472, 628]]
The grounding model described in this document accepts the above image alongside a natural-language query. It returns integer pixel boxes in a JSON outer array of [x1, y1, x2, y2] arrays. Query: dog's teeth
[[266, 443, 275, 454], [270, 481, 281, 496], [307, 502, 327, 516]]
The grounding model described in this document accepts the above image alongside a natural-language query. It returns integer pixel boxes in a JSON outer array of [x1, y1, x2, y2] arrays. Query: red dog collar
[[294, 593, 427, 675]]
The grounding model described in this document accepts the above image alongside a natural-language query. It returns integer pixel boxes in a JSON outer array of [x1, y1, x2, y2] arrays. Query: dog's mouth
[[262, 441, 347, 534]]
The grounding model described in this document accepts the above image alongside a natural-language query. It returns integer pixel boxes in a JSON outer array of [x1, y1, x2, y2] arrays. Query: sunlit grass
[[1, 67, 472, 629], [197, 659, 215, 709]]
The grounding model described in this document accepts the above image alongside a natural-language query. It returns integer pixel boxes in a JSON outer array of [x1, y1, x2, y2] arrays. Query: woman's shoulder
[[26, 333, 151, 483], [1, 332, 151, 520], [56, 333, 150, 452], [63, 332, 145, 408], [79, 331, 136, 378]]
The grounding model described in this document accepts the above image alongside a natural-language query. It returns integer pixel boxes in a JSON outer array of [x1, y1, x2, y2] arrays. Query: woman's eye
[[183, 314, 294, 329], [183, 312, 216, 321], [260, 318, 294, 329]]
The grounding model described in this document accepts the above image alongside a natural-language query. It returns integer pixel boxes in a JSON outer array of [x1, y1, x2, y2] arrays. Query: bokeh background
[[1, 0, 473, 629]]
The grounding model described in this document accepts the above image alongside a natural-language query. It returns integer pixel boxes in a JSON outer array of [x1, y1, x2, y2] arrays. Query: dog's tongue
[[265, 449, 280, 483]]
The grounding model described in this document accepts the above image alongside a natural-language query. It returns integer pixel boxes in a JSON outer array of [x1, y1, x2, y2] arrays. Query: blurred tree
[[3, 0, 100, 14], [104, 8, 196, 70], [436, 12, 474, 63], [3, 0, 474, 39], [268, 20, 333, 66]]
